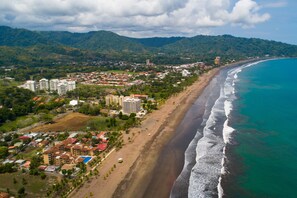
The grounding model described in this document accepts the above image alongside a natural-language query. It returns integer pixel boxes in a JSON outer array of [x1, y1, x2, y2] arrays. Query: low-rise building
[[43, 138, 94, 166]]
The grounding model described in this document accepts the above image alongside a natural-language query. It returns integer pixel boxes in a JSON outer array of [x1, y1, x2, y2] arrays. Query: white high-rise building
[[39, 78, 49, 91], [25, 80, 37, 92], [67, 81, 76, 91], [57, 82, 68, 95], [50, 79, 60, 91], [122, 98, 141, 114]]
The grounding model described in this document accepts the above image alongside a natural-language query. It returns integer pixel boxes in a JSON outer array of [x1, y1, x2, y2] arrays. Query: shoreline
[[70, 59, 260, 198]]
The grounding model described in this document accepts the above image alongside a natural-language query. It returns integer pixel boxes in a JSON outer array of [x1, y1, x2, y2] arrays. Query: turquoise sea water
[[228, 58, 297, 197]]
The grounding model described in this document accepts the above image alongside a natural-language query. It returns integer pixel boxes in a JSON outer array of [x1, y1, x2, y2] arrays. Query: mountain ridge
[[1, 25, 297, 66]]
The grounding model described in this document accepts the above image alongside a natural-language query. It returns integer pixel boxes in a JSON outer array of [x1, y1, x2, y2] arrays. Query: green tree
[[18, 186, 26, 197], [40, 172, 46, 179], [22, 178, 27, 185], [0, 146, 8, 159]]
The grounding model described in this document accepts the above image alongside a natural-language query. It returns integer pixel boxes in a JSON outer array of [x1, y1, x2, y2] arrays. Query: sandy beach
[[69, 67, 220, 198]]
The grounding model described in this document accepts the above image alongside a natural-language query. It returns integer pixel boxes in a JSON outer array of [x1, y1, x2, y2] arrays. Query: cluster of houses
[[7, 133, 50, 154], [1, 131, 109, 174], [42, 132, 108, 167], [67, 71, 133, 87]]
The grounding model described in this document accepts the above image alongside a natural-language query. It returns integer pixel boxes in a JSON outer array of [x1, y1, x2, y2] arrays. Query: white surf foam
[[217, 60, 267, 198], [174, 60, 268, 198]]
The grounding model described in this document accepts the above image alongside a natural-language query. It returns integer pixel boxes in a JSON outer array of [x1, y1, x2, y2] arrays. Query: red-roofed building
[[38, 165, 47, 171], [19, 136, 31, 141], [64, 138, 78, 144], [22, 161, 31, 169], [0, 192, 9, 198], [97, 143, 108, 152], [97, 132, 108, 142], [130, 94, 148, 100]]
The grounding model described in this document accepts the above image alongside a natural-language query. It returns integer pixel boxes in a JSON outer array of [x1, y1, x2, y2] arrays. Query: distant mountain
[[40, 30, 147, 52], [130, 37, 184, 47], [0, 44, 103, 66], [0, 26, 297, 66], [0, 26, 53, 47], [162, 35, 297, 58]]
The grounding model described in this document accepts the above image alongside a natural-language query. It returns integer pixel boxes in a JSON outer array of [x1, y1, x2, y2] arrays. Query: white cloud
[[0, 0, 270, 37]]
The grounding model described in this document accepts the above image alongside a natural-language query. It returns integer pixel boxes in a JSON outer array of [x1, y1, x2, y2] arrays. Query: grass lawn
[[0, 171, 57, 198], [0, 115, 39, 133], [86, 116, 126, 131], [17, 147, 43, 160], [77, 83, 122, 89]]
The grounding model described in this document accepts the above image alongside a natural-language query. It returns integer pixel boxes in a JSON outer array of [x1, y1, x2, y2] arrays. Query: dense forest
[[1, 26, 297, 66], [0, 87, 35, 124]]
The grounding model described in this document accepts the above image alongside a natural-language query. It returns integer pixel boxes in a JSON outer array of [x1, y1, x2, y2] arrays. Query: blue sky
[[214, 1, 297, 44], [0, 0, 296, 45]]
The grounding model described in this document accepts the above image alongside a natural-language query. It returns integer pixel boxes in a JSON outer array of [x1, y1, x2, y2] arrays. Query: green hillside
[[40, 31, 146, 52], [0, 26, 297, 66], [162, 35, 297, 58], [0, 26, 53, 47]]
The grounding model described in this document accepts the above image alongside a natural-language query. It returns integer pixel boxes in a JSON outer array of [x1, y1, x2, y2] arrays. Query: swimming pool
[[80, 156, 92, 164]]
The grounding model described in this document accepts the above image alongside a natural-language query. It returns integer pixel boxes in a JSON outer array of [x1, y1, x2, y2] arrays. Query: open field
[[0, 171, 57, 198], [0, 115, 39, 133], [29, 112, 92, 132]]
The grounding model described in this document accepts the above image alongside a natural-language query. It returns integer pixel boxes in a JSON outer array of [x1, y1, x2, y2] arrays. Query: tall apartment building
[[67, 81, 76, 91], [39, 78, 49, 91], [105, 95, 127, 107], [51, 79, 76, 95], [122, 97, 141, 114], [57, 82, 68, 95], [50, 79, 60, 91], [25, 80, 37, 92]]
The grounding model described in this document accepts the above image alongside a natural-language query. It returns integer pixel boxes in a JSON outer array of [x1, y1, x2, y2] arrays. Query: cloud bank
[[0, 0, 270, 37]]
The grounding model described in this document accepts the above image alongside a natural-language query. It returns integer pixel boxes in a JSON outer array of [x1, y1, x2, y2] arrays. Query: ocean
[[171, 58, 297, 198]]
